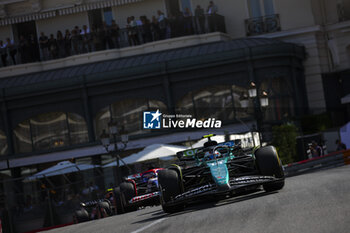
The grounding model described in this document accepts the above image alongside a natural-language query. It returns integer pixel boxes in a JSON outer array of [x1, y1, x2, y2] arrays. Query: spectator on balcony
[[71, 28, 80, 55], [56, 31, 65, 58], [81, 25, 91, 53], [6, 38, 17, 65], [207, 1, 218, 15], [39, 32, 49, 61], [0, 40, 7, 67], [74, 26, 83, 53], [183, 7, 193, 35], [151, 16, 160, 41], [110, 20, 120, 48], [64, 29, 71, 57], [195, 5, 205, 34], [18, 35, 28, 63], [127, 16, 139, 46], [157, 10, 167, 40], [140, 16, 152, 43], [102, 21, 114, 49], [48, 34, 58, 59], [207, 1, 218, 32], [29, 34, 40, 62]]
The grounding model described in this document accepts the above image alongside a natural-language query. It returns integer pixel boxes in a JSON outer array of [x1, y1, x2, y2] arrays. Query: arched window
[[176, 85, 253, 122], [0, 130, 8, 156], [260, 77, 294, 121], [13, 112, 88, 153], [95, 99, 168, 138]]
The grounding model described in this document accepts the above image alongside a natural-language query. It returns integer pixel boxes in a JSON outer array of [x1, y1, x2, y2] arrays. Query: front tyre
[[158, 169, 184, 213], [255, 146, 285, 192]]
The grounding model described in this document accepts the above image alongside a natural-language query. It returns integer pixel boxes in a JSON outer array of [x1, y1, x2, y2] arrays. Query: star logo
[[150, 110, 162, 122], [143, 110, 162, 129]]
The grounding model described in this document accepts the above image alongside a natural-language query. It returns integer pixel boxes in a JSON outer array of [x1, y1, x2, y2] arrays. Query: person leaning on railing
[[207, 0, 218, 32], [0, 40, 8, 67], [195, 5, 205, 34], [6, 38, 17, 65]]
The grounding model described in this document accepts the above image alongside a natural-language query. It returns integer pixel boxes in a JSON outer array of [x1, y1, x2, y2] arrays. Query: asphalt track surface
[[47, 165, 350, 233]]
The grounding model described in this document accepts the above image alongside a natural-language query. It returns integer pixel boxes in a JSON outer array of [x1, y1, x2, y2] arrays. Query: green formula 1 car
[[158, 134, 285, 213]]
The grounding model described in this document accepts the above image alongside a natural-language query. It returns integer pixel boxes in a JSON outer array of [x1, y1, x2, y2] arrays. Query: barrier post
[[343, 150, 350, 165]]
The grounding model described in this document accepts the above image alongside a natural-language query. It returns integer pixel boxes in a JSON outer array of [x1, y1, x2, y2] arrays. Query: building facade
[[0, 0, 349, 231]]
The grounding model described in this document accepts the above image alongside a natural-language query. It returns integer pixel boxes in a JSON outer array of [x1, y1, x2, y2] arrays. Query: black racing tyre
[[255, 146, 285, 192], [120, 182, 138, 212], [114, 187, 125, 214], [74, 208, 89, 223], [158, 169, 184, 213], [98, 201, 112, 216]]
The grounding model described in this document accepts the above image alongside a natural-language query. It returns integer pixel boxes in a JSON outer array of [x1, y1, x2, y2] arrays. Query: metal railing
[[0, 14, 226, 69], [245, 14, 281, 36]]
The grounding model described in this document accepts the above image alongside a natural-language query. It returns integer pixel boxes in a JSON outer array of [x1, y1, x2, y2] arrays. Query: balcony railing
[[245, 14, 281, 36], [0, 14, 226, 69]]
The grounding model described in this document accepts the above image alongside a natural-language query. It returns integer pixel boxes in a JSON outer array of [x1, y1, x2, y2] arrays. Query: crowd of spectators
[[0, 1, 223, 68]]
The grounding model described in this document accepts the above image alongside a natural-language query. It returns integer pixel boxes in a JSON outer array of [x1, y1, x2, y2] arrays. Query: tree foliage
[[272, 124, 298, 164]]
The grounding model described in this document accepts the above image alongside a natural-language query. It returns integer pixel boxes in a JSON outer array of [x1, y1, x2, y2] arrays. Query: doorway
[[13, 21, 37, 42], [164, 0, 180, 16]]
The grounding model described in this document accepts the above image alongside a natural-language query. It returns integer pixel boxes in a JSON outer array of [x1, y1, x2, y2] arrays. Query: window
[[176, 85, 253, 122], [13, 112, 88, 153], [248, 0, 275, 17], [260, 77, 294, 121], [95, 99, 168, 138]]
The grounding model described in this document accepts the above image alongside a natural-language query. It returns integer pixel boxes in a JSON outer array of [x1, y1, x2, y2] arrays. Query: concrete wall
[[36, 12, 89, 37], [276, 0, 315, 30], [112, 0, 165, 27]]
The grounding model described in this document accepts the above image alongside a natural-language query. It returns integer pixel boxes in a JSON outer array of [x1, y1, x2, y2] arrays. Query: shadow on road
[[132, 188, 279, 224]]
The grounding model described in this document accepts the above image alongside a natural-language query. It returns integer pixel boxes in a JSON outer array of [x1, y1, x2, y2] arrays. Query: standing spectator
[[91, 27, 102, 51], [310, 141, 323, 157], [39, 32, 49, 61], [335, 139, 347, 151], [207, 1, 218, 32], [0, 40, 7, 67], [110, 20, 120, 48], [18, 35, 28, 63], [56, 31, 65, 58], [29, 34, 40, 62], [151, 16, 160, 41], [207, 1, 218, 14], [157, 10, 167, 40], [71, 28, 80, 55], [127, 16, 139, 46], [74, 26, 83, 53], [6, 38, 17, 65], [80, 25, 91, 53], [140, 16, 152, 43], [183, 7, 193, 35], [102, 21, 114, 49], [48, 34, 58, 59], [195, 5, 205, 33], [64, 29, 71, 56]]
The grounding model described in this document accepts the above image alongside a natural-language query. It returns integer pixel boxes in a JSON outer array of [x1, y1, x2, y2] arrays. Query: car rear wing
[[176, 140, 241, 161]]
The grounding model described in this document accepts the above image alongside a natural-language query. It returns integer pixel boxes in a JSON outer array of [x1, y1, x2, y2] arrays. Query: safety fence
[[283, 149, 350, 177]]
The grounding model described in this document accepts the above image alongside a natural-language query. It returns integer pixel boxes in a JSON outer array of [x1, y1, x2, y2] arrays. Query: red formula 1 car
[[114, 168, 164, 214]]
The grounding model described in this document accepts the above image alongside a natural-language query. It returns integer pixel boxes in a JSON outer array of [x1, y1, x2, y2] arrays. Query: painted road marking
[[131, 218, 167, 233]]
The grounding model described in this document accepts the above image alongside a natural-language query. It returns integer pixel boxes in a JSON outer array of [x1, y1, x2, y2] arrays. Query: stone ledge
[[0, 32, 232, 79]]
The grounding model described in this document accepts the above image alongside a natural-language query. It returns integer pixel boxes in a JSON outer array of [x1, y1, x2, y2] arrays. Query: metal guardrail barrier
[[283, 150, 350, 177]]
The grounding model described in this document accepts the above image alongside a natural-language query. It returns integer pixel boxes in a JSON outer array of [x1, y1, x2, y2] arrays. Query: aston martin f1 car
[[114, 168, 163, 214], [158, 135, 285, 213]]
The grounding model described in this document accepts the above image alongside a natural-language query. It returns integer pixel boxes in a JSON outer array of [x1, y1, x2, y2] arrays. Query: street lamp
[[240, 82, 269, 146], [100, 120, 129, 186]]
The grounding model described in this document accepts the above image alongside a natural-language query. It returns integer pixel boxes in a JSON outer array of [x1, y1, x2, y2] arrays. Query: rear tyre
[[98, 201, 112, 217], [158, 169, 184, 213], [74, 208, 89, 223], [120, 182, 138, 212], [255, 146, 285, 192]]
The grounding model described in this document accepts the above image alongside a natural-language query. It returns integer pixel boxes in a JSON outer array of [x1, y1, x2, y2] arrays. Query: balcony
[[245, 14, 281, 36], [0, 14, 226, 76]]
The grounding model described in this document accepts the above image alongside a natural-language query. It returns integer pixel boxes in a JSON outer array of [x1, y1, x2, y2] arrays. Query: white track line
[[131, 218, 167, 233]]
